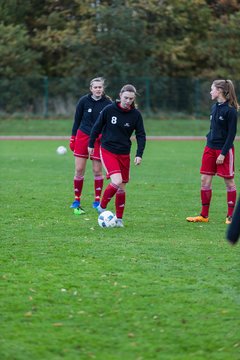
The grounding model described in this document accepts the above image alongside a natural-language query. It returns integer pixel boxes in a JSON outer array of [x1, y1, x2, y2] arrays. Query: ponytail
[[213, 79, 239, 110]]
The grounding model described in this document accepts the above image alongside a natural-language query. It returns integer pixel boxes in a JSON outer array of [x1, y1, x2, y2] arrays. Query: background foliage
[[0, 1, 240, 116], [1, 0, 240, 79]]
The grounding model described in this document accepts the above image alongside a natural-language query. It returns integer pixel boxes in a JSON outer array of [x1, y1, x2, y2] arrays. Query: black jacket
[[71, 94, 112, 136], [206, 101, 238, 156], [89, 101, 146, 157]]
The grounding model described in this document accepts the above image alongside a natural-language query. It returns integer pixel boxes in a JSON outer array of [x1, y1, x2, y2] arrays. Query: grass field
[[1, 120, 240, 359], [0, 117, 211, 136]]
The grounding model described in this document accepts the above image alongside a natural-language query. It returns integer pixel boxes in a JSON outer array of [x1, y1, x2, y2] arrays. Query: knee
[[75, 166, 84, 176], [110, 173, 123, 187], [225, 179, 236, 190], [112, 178, 123, 187], [201, 175, 212, 188], [92, 160, 102, 177]]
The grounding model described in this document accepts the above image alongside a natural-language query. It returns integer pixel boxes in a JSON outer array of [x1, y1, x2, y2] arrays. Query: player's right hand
[[69, 136, 76, 151], [88, 147, 94, 155]]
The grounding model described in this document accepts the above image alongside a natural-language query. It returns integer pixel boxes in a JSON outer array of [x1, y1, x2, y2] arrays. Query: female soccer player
[[187, 79, 239, 224], [88, 84, 146, 227], [69, 77, 112, 214]]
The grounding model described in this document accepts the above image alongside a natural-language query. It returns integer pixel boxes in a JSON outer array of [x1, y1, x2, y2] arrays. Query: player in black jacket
[[88, 84, 146, 227], [187, 79, 239, 224], [69, 77, 112, 214]]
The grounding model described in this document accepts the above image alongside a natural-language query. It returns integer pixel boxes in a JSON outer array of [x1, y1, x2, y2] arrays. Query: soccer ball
[[98, 211, 116, 228], [57, 146, 67, 155]]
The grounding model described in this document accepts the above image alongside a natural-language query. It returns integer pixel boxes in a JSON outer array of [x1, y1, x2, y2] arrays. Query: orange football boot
[[186, 215, 209, 223]]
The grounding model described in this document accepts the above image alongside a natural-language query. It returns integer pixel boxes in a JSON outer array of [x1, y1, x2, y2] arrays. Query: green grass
[[0, 117, 211, 136], [1, 139, 240, 359]]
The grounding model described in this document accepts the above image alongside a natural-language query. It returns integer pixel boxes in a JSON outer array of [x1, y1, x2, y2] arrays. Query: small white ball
[[56, 146, 67, 155]]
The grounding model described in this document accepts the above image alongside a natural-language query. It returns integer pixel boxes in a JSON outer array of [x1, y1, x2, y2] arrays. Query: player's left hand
[[216, 154, 225, 164], [134, 156, 142, 165]]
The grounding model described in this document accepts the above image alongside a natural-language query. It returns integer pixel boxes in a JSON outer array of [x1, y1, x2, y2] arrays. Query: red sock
[[115, 189, 126, 219], [74, 175, 84, 201], [100, 183, 119, 209], [94, 175, 104, 202], [227, 185, 236, 217], [201, 185, 212, 218]]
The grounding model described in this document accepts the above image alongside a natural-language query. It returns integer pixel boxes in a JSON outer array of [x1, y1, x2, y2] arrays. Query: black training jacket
[[71, 94, 112, 136], [206, 101, 238, 156], [89, 101, 146, 157]]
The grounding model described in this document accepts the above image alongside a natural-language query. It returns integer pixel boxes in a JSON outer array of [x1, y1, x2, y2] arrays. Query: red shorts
[[100, 147, 130, 183], [200, 146, 235, 179], [74, 129, 101, 160]]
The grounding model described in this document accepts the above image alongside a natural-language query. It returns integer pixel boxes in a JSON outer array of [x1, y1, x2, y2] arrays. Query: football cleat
[[115, 219, 124, 228], [70, 200, 80, 209], [74, 206, 85, 215], [225, 216, 232, 225], [96, 204, 106, 214], [186, 215, 209, 223], [92, 201, 100, 209]]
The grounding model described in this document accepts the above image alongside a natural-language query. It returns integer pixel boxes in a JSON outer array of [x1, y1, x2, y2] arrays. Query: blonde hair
[[89, 77, 111, 100], [213, 79, 239, 110], [90, 77, 105, 89]]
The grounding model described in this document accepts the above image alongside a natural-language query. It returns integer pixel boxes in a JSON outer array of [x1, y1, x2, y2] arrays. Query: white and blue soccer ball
[[56, 146, 67, 155], [98, 211, 116, 228]]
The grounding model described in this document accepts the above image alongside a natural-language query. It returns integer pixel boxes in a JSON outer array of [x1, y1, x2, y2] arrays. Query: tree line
[[1, 0, 240, 81]]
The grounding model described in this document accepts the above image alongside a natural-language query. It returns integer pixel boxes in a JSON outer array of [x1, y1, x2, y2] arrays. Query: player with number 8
[[88, 84, 146, 227]]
